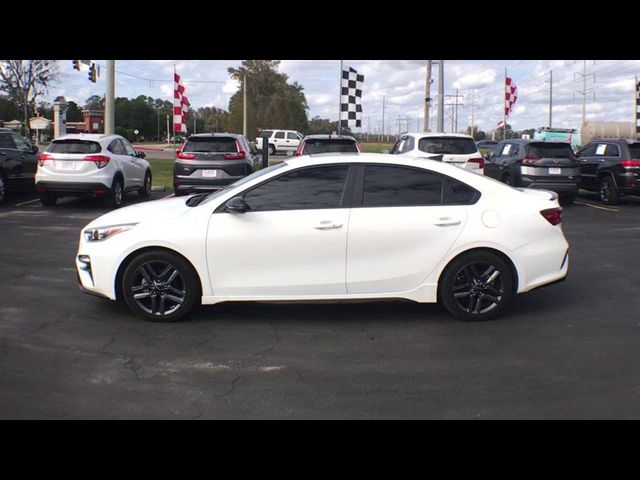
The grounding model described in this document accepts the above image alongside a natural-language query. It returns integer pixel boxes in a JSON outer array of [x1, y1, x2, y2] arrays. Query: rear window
[[47, 140, 101, 154], [418, 137, 477, 155], [529, 142, 575, 159], [628, 143, 640, 158], [259, 130, 273, 138], [183, 137, 238, 153], [303, 139, 358, 155]]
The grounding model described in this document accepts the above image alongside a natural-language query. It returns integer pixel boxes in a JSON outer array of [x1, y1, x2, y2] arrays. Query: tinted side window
[[390, 138, 403, 154], [274, 131, 285, 139], [121, 139, 137, 156], [578, 144, 596, 157], [443, 176, 479, 205], [11, 134, 29, 150], [363, 165, 443, 207], [108, 140, 125, 155], [244, 165, 349, 211], [0, 133, 15, 149], [286, 132, 298, 140], [604, 144, 620, 157]]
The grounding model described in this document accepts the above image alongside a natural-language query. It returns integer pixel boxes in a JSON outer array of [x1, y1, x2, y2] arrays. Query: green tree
[[0, 60, 59, 137], [227, 60, 309, 140], [0, 94, 20, 122], [84, 94, 104, 110], [66, 101, 84, 122], [307, 116, 350, 135]]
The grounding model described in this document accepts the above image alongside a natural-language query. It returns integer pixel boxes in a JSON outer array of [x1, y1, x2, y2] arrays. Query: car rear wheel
[[599, 176, 619, 205], [106, 177, 124, 208], [440, 251, 514, 322], [122, 250, 200, 322], [39, 191, 58, 206], [139, 171, 152, 198], [268, 144, 276, 155]]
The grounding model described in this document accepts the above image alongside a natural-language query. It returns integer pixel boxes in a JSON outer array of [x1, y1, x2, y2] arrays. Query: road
[[0, 190, 639, 419]]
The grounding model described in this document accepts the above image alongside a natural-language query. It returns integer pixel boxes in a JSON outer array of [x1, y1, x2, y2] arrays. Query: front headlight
[[84, 223, 138, 242]]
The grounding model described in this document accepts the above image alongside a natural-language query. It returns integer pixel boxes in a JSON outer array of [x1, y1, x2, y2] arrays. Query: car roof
[[587, 138, 639, 144], [405, 132, 474, 139], [303, 134, 356, 141], [187, 132, 244, 139], [52, 133, 120, 143]]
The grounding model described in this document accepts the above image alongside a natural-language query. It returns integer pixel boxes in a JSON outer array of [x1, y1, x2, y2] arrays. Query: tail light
[[37, 153, 54, 166], [84, 155, 110, 169], [540, 207, 562, 226], [223, 140, 247, 160], [177, 150, 196, 160], [620, 159, 640, 167], [522, 155, 541, 165], [294, 143, 304, 156], [467, 157, 484, 169]]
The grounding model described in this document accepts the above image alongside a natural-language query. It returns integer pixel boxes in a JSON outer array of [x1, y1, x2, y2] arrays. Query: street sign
[[134, 129, 139, 135]]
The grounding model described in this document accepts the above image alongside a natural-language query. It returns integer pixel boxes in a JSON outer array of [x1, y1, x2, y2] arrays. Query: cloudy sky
[[53, 59, 640, 136]]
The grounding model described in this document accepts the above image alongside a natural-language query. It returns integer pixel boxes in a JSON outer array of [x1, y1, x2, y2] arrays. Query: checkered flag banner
[[635, 78, 640, 135], [173, 72, 189, 133], [340, 66, 364, 128], [505, 76, 518, 118]]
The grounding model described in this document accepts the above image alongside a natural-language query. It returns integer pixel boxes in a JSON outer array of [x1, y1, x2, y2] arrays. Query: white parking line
[[14, 198, 40, 206], [162, 193, 175, 199], [574, 201, 619, 213]]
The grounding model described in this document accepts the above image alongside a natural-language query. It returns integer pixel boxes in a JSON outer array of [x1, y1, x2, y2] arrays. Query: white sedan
[[76, 154, 569, 322]]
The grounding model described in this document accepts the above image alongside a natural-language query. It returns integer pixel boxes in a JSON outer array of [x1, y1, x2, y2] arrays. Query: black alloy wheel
[[599, 176, 619, 205], [122, 250, 199, 322], [440, 252, 514, 322], [0, 175, 6, 204]]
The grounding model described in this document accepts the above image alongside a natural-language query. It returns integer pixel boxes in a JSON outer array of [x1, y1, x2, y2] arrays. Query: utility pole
[[381, 95, 386, 143], [243, 73, 247, 137], [454, 89, 460, 132], [546, 70, 553, 128], [424, 60, 432, 132], [574, 60, 596, 126], [104, 60, 115, 135], [437, 60, 444, 133], [470, 89, 475, 139]]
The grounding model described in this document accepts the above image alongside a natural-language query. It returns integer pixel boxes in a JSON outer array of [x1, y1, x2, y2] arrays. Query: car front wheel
[[122, 250, 200, 322], [440, 251, 514, 322]]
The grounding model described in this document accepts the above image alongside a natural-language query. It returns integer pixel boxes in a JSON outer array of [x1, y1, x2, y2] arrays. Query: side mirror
[[31, 145, 39, 154], [224, 196, 249, 214], [136, 151, 146, 159]]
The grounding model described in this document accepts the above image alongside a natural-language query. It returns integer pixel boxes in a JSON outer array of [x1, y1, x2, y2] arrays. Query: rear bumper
[[521, 178, 579, 194], [36, 181, 111, 195]]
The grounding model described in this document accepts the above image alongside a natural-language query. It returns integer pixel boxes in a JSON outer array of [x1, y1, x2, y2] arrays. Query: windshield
[[418, 137, 477, 155], [529, 142, 575, 158], [303, 139, 358, 154], [48, 140, 101, 154], [183, 137, 237, 153], [199, 162, 288, 205]]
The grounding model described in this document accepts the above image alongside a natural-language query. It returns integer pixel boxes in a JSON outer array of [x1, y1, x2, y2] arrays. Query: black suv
[[294, 135, 360, 156], [485, 139, 581, 205], [575, 139, 640, 205], [173, 133, 255, 196], [0, 128, 39, 204]]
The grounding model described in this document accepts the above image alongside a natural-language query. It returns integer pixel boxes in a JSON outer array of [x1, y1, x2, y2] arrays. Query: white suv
[[255, 129, 303, 155], [36, 134, 152, 207], [391, 133, 485, 174]]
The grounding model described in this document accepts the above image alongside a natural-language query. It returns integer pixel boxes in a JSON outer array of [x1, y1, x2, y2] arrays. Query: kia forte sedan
[[76, 154, 569, 322]]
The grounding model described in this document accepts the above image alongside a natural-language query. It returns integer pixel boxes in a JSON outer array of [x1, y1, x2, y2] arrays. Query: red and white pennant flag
[[173, 72, 189, 133], [504, 76, 518, 117]]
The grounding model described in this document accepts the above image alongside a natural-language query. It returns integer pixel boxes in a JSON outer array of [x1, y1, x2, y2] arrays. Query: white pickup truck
[[255, 129, 304, 155]]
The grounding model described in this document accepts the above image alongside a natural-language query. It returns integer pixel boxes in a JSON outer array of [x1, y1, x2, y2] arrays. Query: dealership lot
[[0, 190, 639, 419]]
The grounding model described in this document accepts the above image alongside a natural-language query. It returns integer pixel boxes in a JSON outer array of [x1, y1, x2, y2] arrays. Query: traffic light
[[72, 60, 80, 71], [88, 63, 97, 83]]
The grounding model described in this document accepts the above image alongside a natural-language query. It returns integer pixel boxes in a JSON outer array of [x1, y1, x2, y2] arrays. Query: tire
[[268, 144, 276, 155], [559, 193, 576, 206], [0, 174, 6, 205], [139, 171, 152, 198], [174, 187, 188, 197], [106, 176, 124, 208], [439, 251, 515, 322], [599, 175, 619, 205], [122, 250, 200, 322], [502, 173, 514, 186], [39, 191, 58, 206]]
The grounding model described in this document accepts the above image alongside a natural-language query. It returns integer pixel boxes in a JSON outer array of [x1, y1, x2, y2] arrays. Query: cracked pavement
[[1, 191, 640, 418]]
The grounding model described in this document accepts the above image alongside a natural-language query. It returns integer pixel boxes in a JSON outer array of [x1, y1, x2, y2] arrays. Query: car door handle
[[314, 222, 343, 230], [434, 218, 461, 227]]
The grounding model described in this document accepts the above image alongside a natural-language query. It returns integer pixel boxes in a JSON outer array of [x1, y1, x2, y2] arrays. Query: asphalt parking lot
[[1, 189, 639, 419]]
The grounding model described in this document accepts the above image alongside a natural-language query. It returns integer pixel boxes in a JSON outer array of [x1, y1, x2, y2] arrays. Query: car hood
[[84, 196, 190, 229]]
